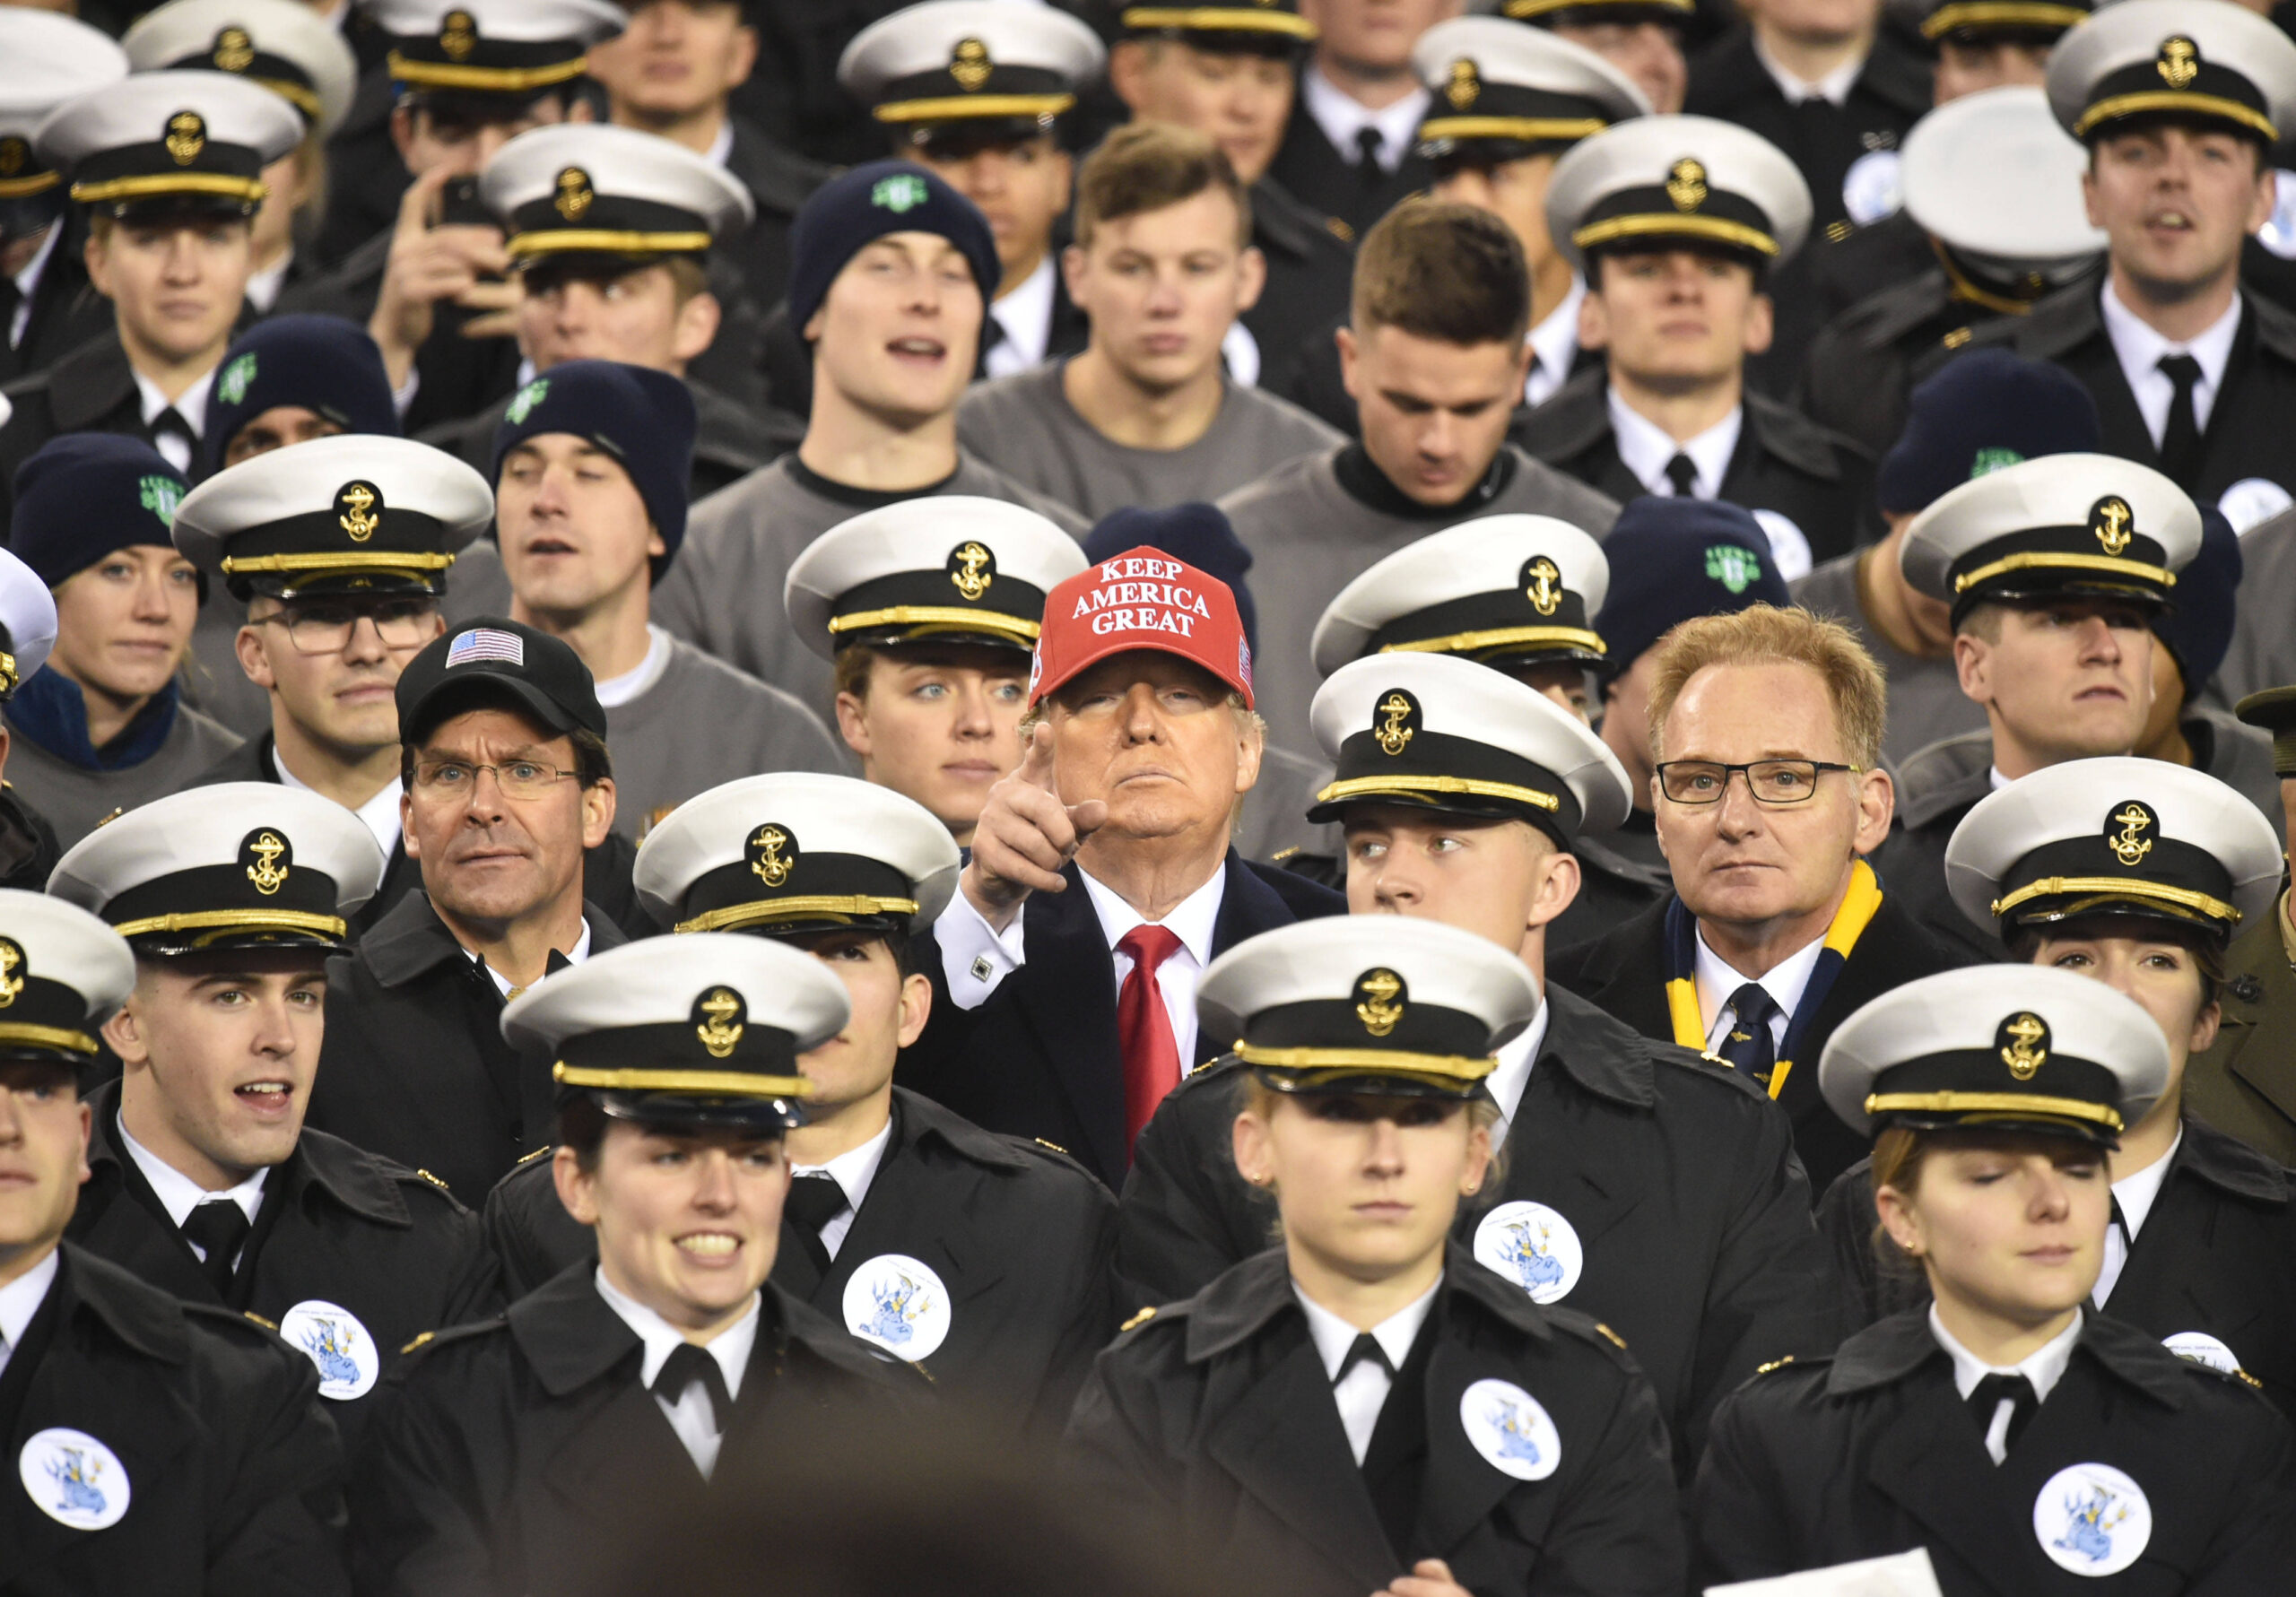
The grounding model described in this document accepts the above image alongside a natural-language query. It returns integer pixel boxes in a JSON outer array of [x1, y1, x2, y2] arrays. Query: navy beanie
[[13, 435, 190, 591], [1877, 349, 2101, 516], [1595, 497, 1790, 674], [198, 314, 398, 482], [785, 161, 1002, 337], [2157, 506, 2240, 701], [491, 360, 699, 580], [1085, 503, 1258, 655]]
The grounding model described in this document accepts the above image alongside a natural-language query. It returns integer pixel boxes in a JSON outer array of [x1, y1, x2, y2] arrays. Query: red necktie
[[1116, 924, 1185, 1160]]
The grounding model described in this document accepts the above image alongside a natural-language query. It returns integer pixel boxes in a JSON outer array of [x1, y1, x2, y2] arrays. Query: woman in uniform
[[1066, 916, 1683, 1597], [1696, 963, 2296, 1590], [1818, 759, 2296, 1417]]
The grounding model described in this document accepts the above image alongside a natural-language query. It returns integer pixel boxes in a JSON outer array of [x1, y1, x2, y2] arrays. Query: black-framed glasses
[[1656, 759, 1863, 806], [253, 596, 439, 656], [412, 759, 577, 802]]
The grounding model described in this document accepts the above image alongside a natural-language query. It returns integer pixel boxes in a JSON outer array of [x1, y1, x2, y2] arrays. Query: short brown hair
[[1074, 122, 1250, 249], [1349, 198, 1532, 348], [1646, 603, 1887, 769]]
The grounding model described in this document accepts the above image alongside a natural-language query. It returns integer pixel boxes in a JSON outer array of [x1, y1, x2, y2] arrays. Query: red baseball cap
[[1028, 546, 1255, 710]]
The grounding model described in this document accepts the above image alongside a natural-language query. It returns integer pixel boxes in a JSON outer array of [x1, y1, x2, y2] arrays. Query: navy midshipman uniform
[[0, 13, 126, 386], [484, 772, 1120, 1437], [1695, 965, 2296, 1591], [0, 546, 65, 890], [1120, 653, 1829, 1480], [0, 890, 351, 1593], [48, 783, 503, 1454], [1073, 916, 1685, 1597]]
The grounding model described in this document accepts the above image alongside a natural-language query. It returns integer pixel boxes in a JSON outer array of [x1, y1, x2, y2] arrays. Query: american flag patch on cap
[[446, 628, 525, 670]]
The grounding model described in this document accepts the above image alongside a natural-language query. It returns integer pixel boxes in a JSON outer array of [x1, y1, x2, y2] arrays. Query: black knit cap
[[491, 360, 698, 579]]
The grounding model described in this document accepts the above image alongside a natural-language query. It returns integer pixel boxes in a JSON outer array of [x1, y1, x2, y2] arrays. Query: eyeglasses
[[412, 759, 577, 802], [1656, 759, 1863, 806], [255, 597, 438, 656]]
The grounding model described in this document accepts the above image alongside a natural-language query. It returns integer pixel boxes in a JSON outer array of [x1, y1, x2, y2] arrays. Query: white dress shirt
[[791, 1117, 892, 1261], [0, 1248, 60, 1381], [1752, 36, 1865, 106], [1301, 65, 1429, 176], [2094, 1127, 2179, 1307], [1696, 929, 1826, 1056], [245, 250, 293, 315], [117, 1112, 269, 1264], [474, 919, 594, 999], [593, 1269, 758, 1478], [133, 365, 216, 475], [703, 119, 735, 169], [1222, 319, 1262, 388], [1931, 1304, 2083, 1463], [1485, 1002, 1551, 1152], [1525, 278, 1586, 409], [272, 748, 404, 861], [1608, 387, 1742, 499], [591, 625, 675, 708], [1297, 1277, 1439, 1464], [986, 255, 1058, 379], [10, 224, 60, 349], [2099, 280, 2241, 448]]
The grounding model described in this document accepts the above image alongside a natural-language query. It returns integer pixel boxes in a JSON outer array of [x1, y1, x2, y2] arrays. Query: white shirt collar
[[117, 1107, 269, 1230], [1695, 928, 1826, 1053], [2112, 1125, 2181, 1240], [985, 254, 1058, 378], [1930, 1302, 2084, 1405], [133, 364, 214, 438], [271, 746, 404, 861], [1988, 765, 2012, 793], [593, 1265, 760, 1396], [1295, 1276, 1440, 1382], [10, 225, 60, 348], [1752, 33, 1865, 106], [2098, 279, 2243, 445], [591, 625, 674, 709], [245, 250, 292, 315], [1606, 386, 1741, 499], [1525, 277, 1585, 408], [0, 1248, 60, 1359], [1485, 1000, 1549, 1150], [1300, 65, 1429, 174], [475, 919, 594, 998], [792, 1115, 893, 1259], [704, 120, 735, 169], [1078, 866, 1224, 972]]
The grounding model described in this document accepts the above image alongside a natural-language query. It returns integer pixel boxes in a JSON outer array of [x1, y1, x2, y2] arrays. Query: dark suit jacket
[[2187, 897, 2296, 1167], [0, 218, 111, 386], [1547, 888, 1971, 1193], [1804, 208, 1934, 336], [1241, 176, 1358, 407], [0, 332, 173, 534], [897, 853, 1344, 1187], [720, 114, 833, 313], [1798, 264, 2039, 456], [1265, 92, 1431, 243]]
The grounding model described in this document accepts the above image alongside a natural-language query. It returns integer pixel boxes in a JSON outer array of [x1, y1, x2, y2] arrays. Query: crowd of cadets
[[11, 0, 2296, 1593]]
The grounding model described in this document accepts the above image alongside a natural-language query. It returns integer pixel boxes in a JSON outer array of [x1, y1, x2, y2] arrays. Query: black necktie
[[1967, 1372, 2037, 1462], [151, 405, 196, 465], [652, 1341, 731, 1433], [2157, 353, 2205, 487], [1354, 126, 1385, 185], [1715, 983, 1783, 1086], [1665, 452, 1700, 498], [180, 1199, 250, 1298], [784, 1172, 847, 1276], [1336, 1332, 1395, 1384]]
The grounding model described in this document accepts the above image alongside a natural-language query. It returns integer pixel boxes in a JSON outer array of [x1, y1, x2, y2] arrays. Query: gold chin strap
[[552, 1062, 814, 1099], [1864, 1090, 2123, 1133], [0, 1023, 97, 1055], [1991, 877, 2239, 925], [674, 896, 921, 935], [1234, 1042, 1495, 1083]]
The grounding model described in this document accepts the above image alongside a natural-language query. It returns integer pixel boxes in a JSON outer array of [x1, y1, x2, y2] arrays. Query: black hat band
[[1574, 175, 1778, 259], [219, 503, 458, 597], [1418, 77, 1616, 148], [1507, 0, 1693, 15], [0, 135, 60, 198], [1364, 577, 1604, 664], [1994, 824, 2241, 930], [507, 187, 716, 261], [101, 851, 349, 951], [1312, 723, 1581, 839], [1921, 2, 2087, 39], [166, 34, 325, 121], [1120, 6, 1318, 40], [674, 847, 921, 935], [67, 125, 268, 208], [828, 563, 1048, 650], [874, 56, 1074, 125], [0, 950, 105, 1058], [2076, 42, 2274, 142]]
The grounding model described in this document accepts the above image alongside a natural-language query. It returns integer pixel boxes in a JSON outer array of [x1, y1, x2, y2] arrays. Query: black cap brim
[[403, 673, 585, 749]]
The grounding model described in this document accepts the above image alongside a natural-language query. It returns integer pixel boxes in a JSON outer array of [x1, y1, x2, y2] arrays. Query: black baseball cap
[[396, 616, 606, 749]]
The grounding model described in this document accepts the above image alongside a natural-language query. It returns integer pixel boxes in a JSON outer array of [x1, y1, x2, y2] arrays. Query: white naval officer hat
[[1900, 87, 2105, 290], [36, 68, 302, 218], [2045, 0, 2296, 146], [785, 495, 1089, 661], [479, 122, 754, 271], [0, 13, 127, 171], [1944, 757, 2283, 942], [0, 890, 136, 1070], [1411, 16, 1649, 159], [1818, 965, 2171, 1145], [0, 548, 60, 702], [172, 433, 494, 601], [1198, 916, 1542, 1098], [1897, 450, 2202, 621], [361, 0, 624, 104], [633, 772, 962, 936], [48, 783, 387, 955], [1544, 112, 1813, 273], [1308, 652, 1633, 846], [123, 0, 361, 140], [504, 933, 851, 1131], [1310, 515, 1611, 677], [839, 0, 1106, 144]]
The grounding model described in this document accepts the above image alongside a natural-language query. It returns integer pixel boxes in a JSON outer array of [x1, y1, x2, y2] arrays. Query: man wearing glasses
[[1549, 602, 1967, 1191]]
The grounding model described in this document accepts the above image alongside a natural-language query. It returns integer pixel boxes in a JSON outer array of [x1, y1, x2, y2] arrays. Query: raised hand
[[1377, 1559, 1473, 1597], [961, 722, 1109, 930]]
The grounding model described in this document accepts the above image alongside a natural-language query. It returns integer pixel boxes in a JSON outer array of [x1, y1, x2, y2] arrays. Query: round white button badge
[[278, 1299, 380, 1401], [19, 1428, 130, 1531], [842, 1253, 952, 1361], [2034, 1462, 2152, 1576], [1460, 1378, 1562, 1482], [2161, 1330, 2243, 1377], [1473, 1201, 1585, 1304]]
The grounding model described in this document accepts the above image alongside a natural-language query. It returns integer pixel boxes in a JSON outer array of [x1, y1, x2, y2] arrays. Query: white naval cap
[[0, 890, 136, 1067], [36, 68, 302, 216], [49, 783, 386, 954], [839, 1, 1106, 133], [1818, 964, 2171, 1144], [1900, 87, 2105, 278], [363, 0, 624, 100], [504, 933, 852, 1127], [123, 0, 360, 140], [1308, 652, 1633, 843], [1198, 916, 1542, 1098], [479, 123, 754, 268], [2046, 0, 2296, 145], [1412, 16, 1648, 155], [1914, 0, 2091, 42], [1944, 756, 2283, 940], [0, 13, 127, 151], [1311, 515, 1610, 678], [1898, 450, 2201, 619], [172, 433, 493, 600], [785, 495, 1089, 661], [1544, 112, 1812, 273], [633, 772, 962, 935], [0, 548, 59, 702]]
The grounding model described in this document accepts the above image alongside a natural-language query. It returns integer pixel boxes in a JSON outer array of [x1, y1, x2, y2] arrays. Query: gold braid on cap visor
[[552, 1062, 814, 1098], [1865, 1090, 2124, 1132]]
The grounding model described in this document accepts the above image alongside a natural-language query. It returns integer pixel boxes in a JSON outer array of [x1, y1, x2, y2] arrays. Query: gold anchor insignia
[[0, 938, 22, 1009], [165, 112, 205, 167], [1446, 58, 1481, 112], [440, 10, 477, 60], [695, 987, 745, 1059], [2158, 36, 2199, 90], [2092, 495, 2134, 557], [246, 831, 290, 896], [0, 650, 18, 699], [1375, 691, 1415, 757], [337, 481, 380, 542], [950, 38, 992, 91], [1666, 158, 1707, 213], [214, 27, 255, 74], [1355, 968, 1405, 1037], [2109, 802, 2155, 867], [949, 541, 994, 601], [0, 139, 24, 179], [553, 168, 592, 221], [750, 824, 794, 887], [1999, 1012, 2048, 1080], [1524, 556, 1563, 618]]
